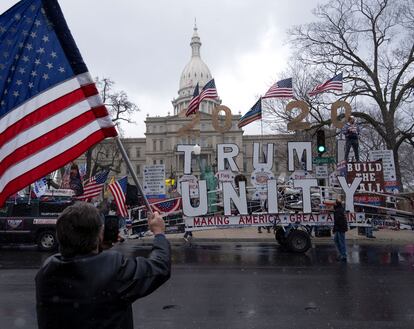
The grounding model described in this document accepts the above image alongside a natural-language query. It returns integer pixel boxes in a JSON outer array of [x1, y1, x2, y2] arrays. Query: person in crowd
[[333, 199, 348, 262], [36, 202, 170, 329], [69, 163, 83, 196], [342, 115, 360, 162]]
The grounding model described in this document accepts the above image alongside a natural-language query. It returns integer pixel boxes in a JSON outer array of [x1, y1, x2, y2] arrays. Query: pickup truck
[[0, 197, 73, 251]]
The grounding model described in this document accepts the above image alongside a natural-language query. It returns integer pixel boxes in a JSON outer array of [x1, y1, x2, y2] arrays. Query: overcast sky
[[1, 0, 322, 137]]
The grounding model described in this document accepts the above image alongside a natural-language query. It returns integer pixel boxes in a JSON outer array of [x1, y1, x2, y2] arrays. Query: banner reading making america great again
[[0, 0, 118, 205]]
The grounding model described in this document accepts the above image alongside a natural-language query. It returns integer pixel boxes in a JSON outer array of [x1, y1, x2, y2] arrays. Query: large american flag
[[0, 0, 117, 206], [75, 171, 109, 201], [263, 78, 294, 99], [199, 79, 218, 102], [308, 73, 343, 96], [108, 176, 128, 218], [185, 83, 199, 117], [238, 97, 262, 128]]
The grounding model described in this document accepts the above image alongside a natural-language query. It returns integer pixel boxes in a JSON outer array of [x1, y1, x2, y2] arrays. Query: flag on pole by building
[[308, 73, 343, 96], [33, 177, 47, 198], [108, 176, 128, 218], [199, 79, 218, 102], [0, 0, 118, 206], [185, 83, 200, 117], [238, 98, 262, 128], [263, 78, 294, 99], [75, 171, 109, 201]]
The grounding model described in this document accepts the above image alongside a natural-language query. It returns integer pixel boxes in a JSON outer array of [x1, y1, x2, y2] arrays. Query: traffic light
[[316, 130, 326, 154]]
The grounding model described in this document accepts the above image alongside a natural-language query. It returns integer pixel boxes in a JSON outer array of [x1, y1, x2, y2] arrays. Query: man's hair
[[56, 202, 103, 257]]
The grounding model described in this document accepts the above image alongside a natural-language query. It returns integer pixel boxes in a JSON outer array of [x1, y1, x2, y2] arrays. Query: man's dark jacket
[[36, 234, 171, 329], [333, 204, 348, 233]]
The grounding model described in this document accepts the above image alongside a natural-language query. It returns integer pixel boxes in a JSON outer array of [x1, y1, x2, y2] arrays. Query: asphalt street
[[0, 240, 413, 329]]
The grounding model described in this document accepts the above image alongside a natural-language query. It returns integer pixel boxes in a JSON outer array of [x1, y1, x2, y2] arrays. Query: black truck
[[0, 196, 74, 251]]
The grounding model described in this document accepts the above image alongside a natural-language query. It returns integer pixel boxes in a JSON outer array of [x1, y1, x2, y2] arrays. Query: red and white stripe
[[263, 87, 293, 98], [199, 89, 218, 102], [185, 95, 200, 116], [0, 72, 117, 206], [108, 181, 128, 218], [308, 81, 342, 96]]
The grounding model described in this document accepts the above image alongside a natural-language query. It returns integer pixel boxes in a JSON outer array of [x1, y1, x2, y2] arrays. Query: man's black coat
[[333, 204, 348, 233], [36, 234, 171, 329]]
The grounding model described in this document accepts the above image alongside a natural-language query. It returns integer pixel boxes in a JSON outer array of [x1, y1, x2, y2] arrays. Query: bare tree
[[288, 0, 414, 188], [85, 78, 139, 177]]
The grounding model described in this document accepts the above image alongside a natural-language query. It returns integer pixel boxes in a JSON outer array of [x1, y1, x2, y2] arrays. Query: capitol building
[[80, 25, 293, 183]]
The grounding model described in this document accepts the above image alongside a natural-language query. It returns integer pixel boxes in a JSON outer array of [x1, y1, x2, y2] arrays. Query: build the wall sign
[[346, 161, 384, 205]]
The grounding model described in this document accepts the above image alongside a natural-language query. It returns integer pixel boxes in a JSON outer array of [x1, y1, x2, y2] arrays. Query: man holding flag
[[0, 1, 170, 328]]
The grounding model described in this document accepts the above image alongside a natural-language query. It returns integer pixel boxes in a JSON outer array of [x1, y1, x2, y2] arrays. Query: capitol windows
[[136, 164, 140, 175], [160, 140, 163, 151], [153, 140, 157, 151], [136, 147, 141, 158], [160, 159, 164, 165]]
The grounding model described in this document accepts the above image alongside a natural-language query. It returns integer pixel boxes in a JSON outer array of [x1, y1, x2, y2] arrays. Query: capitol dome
[[178, 25, 212, 95], [173, 23, 220, 115]]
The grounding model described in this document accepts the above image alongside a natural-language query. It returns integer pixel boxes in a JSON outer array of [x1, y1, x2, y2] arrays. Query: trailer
[[129, 185, 413, 253]]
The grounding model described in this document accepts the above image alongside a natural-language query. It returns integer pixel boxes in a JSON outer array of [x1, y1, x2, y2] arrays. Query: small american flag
[[108, 176, 128, 218], [75, 171, 109, 201], [199, 79, 218, 102], [185, 83, 199, 117], [263, 78, 294, 99], [238, 98, 262, 128], [308, 73, 343, 96], [0, 0, 117, 206]]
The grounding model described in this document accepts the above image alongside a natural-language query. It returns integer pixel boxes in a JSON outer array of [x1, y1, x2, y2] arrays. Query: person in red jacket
[[36, 202, 170, 329]]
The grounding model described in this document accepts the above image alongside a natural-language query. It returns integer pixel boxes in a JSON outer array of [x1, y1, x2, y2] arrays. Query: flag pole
[[114, 136, 153, 215]]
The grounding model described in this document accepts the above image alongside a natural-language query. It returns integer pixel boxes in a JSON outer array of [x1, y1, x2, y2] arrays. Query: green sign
[[313, 157, 336, 164]]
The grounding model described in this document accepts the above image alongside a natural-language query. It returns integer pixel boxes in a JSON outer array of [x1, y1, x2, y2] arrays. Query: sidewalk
[[141, 227, 414, 245]]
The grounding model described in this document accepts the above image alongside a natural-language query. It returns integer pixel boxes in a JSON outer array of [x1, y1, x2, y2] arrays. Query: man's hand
[[148, 211, 165, 235]]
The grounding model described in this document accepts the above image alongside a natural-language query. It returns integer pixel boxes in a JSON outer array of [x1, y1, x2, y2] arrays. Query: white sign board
[[251, 168, 275, 200], [184, 213, 366, 231], [177, 174, 199, 198], [368, 150, 396, 182], [315, 165, 329, 179], [143, 165, 166, 197], [215, 170, 235, 190]]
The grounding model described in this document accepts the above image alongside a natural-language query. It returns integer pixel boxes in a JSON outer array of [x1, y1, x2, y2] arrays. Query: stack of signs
[[346, 161, 385, 205], [369, 150, 399, 194], [177, 174, 199, 198], [251, 168, 275, 200], [143, 165, 166, 199]]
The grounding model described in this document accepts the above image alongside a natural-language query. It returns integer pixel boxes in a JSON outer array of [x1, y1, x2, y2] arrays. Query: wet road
[[1, 240, 414, 329]]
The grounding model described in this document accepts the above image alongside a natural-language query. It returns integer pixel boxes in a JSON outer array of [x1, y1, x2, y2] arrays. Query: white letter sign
[[182, 181, 208, 216], [217, 144, 239, 171], [288, 142, 312, 171], [177, 145, 195, 175], [338, 176, 362, 212], [294, 179, 318, 213], [223, 181, 248, 215]]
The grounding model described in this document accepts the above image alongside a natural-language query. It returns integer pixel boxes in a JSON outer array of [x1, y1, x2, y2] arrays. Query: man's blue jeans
[[334, 232, 347, 258]]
